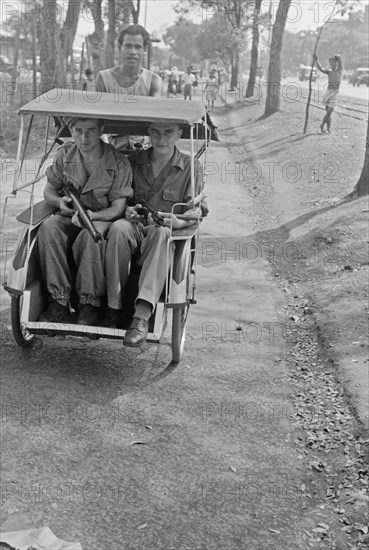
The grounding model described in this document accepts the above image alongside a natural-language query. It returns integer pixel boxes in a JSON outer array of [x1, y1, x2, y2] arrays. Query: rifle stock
[[62, 185, 103, 244]]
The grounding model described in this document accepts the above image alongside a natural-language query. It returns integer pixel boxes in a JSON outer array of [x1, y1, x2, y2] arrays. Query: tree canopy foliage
[[163, 18, 201, 67], [282, 6, 368, 72]]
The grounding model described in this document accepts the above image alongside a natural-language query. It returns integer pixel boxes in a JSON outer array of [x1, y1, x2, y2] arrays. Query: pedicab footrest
[[24, 322, 162, 343]]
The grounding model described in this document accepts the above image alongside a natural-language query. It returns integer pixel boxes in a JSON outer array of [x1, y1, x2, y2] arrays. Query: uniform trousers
[[37, 214, 110, 307], [105, 219, 174, 310]]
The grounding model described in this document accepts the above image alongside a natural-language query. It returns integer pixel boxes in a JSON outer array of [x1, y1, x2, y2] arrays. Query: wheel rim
[[19, 295, 34, 341]]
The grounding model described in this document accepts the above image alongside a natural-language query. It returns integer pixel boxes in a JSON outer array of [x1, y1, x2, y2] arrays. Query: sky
[[0, 0, 352, 46], [74, 0, 328, 47], [136, 0, 333, 34]]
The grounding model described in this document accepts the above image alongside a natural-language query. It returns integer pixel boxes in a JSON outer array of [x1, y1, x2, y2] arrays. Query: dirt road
[[1, 99, 368, 549]]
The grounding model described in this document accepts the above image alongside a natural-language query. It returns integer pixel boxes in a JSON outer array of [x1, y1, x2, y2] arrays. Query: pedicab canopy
[[18, 88, 219, 141]]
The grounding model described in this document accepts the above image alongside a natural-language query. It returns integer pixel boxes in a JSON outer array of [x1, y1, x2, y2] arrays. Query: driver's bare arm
[[150, 74, 163, 96], [94, 72, 106, 93], [313, 54, 328, 74], [335, 54, 342, 71]]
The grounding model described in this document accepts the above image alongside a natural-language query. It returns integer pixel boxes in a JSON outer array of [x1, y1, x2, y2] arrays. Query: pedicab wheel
[[11, 295, 35, 347], [171, 303, 189, 363]]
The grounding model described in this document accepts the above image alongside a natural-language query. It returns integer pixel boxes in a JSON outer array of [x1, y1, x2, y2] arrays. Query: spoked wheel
[[171, 303, 190, 363], [11, 295, 35, 347]]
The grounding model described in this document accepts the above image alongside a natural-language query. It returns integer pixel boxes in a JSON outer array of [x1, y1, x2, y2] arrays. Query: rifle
[[136, 199, 203, 225], [62, 184, 104, 244], [135, 199, 165, 227]]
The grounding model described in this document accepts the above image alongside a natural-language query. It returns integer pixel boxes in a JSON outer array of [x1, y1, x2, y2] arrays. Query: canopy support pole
[[190, 124, 195, 200]]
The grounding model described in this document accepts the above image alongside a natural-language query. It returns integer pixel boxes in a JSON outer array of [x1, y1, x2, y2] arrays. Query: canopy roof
[[19, 89, 219, 141], [19, 89, 205, 124]]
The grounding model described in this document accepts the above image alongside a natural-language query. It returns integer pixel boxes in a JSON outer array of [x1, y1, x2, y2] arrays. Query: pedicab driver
[[37, 117, 133, 326], [104, 121, 208, 345], [313, 53, 342, 133], [95, 24, 163, 151]]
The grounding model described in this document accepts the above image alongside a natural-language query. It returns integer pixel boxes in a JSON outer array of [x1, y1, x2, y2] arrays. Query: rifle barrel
[[63, 185, 103, 244]]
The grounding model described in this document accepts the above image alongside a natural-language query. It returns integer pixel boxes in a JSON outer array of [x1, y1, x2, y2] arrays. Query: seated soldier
[[104, 121, 207, 345], [37, 117, 133, 325]]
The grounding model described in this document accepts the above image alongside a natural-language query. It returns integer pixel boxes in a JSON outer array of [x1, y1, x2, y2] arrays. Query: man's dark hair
[[64, 117, 104, 129], [118, 25, 150, 48], [85, 68, 92, 77]]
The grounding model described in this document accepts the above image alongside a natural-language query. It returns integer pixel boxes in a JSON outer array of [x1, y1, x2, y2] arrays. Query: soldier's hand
[[158, 212, 182, 229], [59, 196, 75, 216], [71, 211, 82, 228], [125, 205, 145, 223]]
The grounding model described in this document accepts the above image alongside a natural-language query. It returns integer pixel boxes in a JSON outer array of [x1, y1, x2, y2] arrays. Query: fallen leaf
[[345, 492, 369, 504], [137, 523, 148, 530], [268, 528, 281, 534], [317, 523, 329, 530], [229, 466, 237, 473], [313, 527, 328, 534], [145, 425, 153, 430]]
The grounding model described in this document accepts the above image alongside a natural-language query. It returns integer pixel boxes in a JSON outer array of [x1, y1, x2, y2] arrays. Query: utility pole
[[32, 4, 37, 98], [147, 38, 160, 70], [144, 0, 148, 28], [268, 0, 273, 50]]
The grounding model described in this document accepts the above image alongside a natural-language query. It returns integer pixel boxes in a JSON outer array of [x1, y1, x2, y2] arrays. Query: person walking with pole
[[313, 53, 342, 134]]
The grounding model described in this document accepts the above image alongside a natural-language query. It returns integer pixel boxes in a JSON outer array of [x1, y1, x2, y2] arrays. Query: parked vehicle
[[0, 54, 12, 73], [350, 68, 369, 87], [0, 55, 20, 78], [298, 65, 317, 82]]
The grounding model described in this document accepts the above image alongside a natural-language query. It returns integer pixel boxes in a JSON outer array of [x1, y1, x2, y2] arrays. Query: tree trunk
[[87, 0, 105, 72], [132, 0, 140, 24], [245, 0, 262, 98], [39, 0, 58, 92], [351, 117, 369, 197], [9, 22, 21, 106], [60, 0, 82, 81], [55, 30, 66, 86], [32, 9, 37, 98], [264, 0, 292, 117], [79, 42, 85, 84], [230, 46, 239, 91], [116, 0, 135, 26], [105, 0, 116, 67]]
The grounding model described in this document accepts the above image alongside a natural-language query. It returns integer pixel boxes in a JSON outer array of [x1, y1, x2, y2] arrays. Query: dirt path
[[1, 99, 368, 549], [220, 94, 368, 429]]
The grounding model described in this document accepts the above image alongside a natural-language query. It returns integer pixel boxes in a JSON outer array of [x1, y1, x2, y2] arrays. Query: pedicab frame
[[2, 89, 219, 363]]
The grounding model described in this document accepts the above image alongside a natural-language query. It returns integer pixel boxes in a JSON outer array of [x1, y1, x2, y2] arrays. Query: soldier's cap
[[63, 116, 104, 129]]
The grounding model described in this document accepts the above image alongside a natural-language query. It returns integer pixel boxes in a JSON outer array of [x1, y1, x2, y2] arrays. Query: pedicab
[[2, 89, 218, 363]]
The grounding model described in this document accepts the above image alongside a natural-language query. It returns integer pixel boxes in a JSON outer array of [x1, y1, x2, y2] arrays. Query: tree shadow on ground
[[258, 133, 325, 158], [200, 194, 358, 263], [216, 130, 320, 155], [252, 196, 353, 242]]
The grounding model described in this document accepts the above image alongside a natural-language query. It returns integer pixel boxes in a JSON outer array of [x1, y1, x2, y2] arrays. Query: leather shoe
[[38, 301, 75, 324], [77, 304, 101, 326], [102, 308, 119, 328], [124, 317, 149, 347]]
